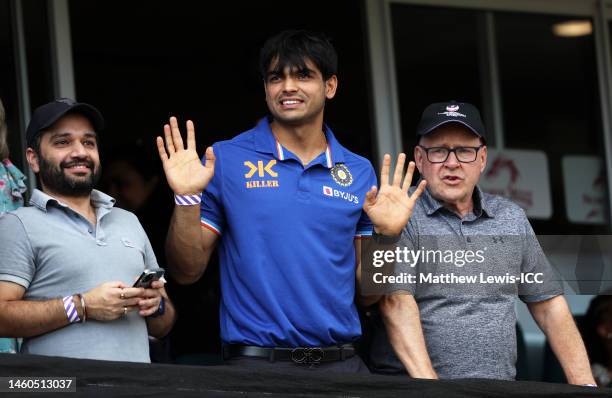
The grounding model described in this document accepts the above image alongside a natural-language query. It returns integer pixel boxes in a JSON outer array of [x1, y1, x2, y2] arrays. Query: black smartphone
[[133, 269, 165, 288]]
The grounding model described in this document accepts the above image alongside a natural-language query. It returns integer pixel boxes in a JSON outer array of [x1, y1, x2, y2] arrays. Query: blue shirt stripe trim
[[200, 217, 222, 235]]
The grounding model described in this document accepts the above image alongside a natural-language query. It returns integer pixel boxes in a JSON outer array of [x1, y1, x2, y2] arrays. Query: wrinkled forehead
[[419, 122, 482, 146]]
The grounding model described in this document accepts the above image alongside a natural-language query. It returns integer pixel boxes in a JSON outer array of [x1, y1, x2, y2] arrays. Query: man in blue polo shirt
[[157, 30, 425, 372]]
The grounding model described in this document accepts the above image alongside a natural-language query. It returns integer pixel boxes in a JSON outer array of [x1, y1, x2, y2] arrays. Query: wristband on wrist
[[76, 293, 87, 323], [62, 295, 81, 324], [147, 297, 166, 318], [174, 193, 202, 206], [372, 229, 402, 244]]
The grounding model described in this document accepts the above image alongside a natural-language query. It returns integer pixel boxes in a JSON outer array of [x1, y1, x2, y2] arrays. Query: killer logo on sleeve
[[331, 164, 353, 187]]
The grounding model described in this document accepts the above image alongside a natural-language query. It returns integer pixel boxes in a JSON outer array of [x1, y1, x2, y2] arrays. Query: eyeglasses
[[418, 145, 484, 163]]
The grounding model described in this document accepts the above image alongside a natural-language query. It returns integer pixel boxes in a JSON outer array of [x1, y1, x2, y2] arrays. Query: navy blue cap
[[416, 101, 486, 142], [26, 98, 104, 147]]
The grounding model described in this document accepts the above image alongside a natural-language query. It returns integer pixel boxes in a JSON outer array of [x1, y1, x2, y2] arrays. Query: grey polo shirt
[[0, 189, 161, 362], [369, 186, 562, 380]]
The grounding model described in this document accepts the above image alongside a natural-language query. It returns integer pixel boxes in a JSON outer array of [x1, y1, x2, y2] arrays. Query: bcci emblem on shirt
[[331, 164, 353, 187]]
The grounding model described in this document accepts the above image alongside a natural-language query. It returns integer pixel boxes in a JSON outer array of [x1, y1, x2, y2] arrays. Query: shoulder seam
[[5, 213, 36, 266]]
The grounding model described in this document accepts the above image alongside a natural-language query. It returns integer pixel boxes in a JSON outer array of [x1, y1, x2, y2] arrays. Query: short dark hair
[[259, 30, 338, 81], [29, 134, 42, 157]]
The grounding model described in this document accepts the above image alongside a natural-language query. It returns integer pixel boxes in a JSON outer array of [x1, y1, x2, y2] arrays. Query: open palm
[[363, 153, 427, 236], [156, 117, 215, 195]]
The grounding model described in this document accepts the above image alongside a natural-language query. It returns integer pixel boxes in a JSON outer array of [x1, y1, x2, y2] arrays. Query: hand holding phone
[[133, 269, 165, 288]]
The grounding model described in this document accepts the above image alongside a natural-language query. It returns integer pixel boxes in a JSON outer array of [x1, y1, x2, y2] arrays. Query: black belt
[[223, 344, 356, 364]]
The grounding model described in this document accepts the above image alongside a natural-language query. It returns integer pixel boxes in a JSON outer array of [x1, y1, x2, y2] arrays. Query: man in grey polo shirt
[[0, 98, 176, 362], [368, 101, 595, 384]]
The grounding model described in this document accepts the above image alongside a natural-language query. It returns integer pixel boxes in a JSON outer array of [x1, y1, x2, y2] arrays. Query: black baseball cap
[[26, 98, 104, 148], [416, 101, 486, 142]]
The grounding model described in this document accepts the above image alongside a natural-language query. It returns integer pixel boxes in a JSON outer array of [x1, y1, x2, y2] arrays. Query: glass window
[[390, 4, 608, 233], [0, 0, 23, 170], [22, 0, 53, 111], [496, 12, 608, 233], [391, 4, 485, 153], [0, 0, 54, 174]]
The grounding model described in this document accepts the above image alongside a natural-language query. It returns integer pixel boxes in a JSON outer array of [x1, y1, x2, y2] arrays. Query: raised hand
[[156, 117, 215, 195], [363, 153, 427, 236]]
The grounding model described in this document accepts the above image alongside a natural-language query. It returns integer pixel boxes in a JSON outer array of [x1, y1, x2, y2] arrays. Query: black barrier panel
[[1, 353, 610, 397]]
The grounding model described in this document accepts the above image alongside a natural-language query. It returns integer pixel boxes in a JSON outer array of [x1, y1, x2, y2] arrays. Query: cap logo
[[446, 105, 459, 112], [56, 98, 76, 105], [438, 110, 466, 118]]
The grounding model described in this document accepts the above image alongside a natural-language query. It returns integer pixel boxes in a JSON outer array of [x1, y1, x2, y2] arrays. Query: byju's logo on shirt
[[244, 160, 279, 189], [323, 186, 359, 204]]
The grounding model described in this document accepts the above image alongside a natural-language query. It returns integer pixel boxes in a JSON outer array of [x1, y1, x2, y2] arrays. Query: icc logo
[[244, 160, 278, 178]]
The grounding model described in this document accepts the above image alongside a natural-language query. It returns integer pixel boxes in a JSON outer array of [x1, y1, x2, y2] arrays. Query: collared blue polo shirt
[[200, 117, 376, 347]]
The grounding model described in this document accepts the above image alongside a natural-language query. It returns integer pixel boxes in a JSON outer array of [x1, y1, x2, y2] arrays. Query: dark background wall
[[69, 0, 374, 162]]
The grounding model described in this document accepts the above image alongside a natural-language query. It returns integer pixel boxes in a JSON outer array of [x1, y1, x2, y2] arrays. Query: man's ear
[[414, 145, 424, 174], [325, 75, 338, 100], [26, 148, 40, 173], [479, 145, 487, 173]]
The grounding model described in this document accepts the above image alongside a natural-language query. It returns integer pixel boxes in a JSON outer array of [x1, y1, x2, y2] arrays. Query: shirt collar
[[472, 185, 494, 218], [421, 183, 494, 218], [252, 116, 345, 168], [29, 189, 116, 212], [420, 184, 444, 216]]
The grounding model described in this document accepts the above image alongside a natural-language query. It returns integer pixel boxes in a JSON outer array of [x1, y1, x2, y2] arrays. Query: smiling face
[[26, 113, 101, 197], [414, 123, 487, 213], [264, 57, 337, 127]]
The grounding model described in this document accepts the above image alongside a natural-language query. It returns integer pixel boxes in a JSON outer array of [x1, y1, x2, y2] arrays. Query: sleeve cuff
[[372, 230, 402, 245], [200, 218, 222, 235], [0, 273, 30, 289], [519, 293, 562, 303]]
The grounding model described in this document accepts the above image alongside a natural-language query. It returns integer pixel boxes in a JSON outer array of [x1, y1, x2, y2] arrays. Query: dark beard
[[38, 155, 102, 197]]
